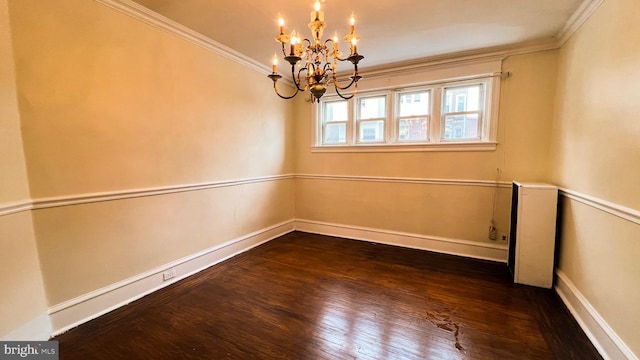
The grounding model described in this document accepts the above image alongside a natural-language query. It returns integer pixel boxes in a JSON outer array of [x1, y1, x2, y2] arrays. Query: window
[[321, 100, 348, 144], [442, 84, 483, 141], [356, 95, 386, 143], [397, 90, 430, 142], [315, 75, 498, 151]]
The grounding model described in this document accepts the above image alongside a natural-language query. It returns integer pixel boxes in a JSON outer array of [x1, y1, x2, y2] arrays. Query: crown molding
[[356, 38, 559, 79], [556, 0, 605, 46], [95, 0, 602, 84], [94, 0, 271, 75]]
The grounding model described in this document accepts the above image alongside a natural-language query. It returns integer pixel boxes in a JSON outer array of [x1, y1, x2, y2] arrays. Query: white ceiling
[[133, 0, 584, 70]]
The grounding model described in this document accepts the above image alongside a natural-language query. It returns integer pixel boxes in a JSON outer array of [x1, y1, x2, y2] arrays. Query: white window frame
[[319, 99, 351, 145], [440, 81, 485, 142], [355, 93, 389, 144], [312, 74, 500, 152]]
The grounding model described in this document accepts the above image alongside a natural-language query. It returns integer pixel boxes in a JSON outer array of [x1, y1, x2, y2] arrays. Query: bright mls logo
[[1, 342, 58, 359]]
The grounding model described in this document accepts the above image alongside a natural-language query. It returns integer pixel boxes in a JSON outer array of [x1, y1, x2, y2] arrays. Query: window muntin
[[441, 84, 483, 141]]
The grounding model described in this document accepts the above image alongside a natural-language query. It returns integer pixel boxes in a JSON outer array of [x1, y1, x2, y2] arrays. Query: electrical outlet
[[163, 268, 176, 281], [500, 233, 508, 241]]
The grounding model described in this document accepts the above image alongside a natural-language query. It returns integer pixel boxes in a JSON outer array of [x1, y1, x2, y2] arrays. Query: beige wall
[[10, 0, 294, 199], [0, 0, 49, 338], [8, 0, 295, 310], [550, 0, 640, 355], [34, 180, 294, 304], [294, 50, 558, 246], [0, 0, 29, 203], [551, 0, 640, 210], [0, 212, 49, 338], [4, 0, 638, 354]]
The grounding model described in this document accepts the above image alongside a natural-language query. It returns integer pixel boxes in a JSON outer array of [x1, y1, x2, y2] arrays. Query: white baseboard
[[1, 313, 52, 341], [555, 270, 637, 360], [294, 219, 508, 262], [49, 220, 295, 336]]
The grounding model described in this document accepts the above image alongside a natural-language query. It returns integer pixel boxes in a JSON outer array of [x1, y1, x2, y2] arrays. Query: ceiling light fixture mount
[[268, 1, 364, 103]]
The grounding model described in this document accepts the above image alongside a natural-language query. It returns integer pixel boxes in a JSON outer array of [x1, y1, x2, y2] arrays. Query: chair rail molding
[[0, 199, 33, 217], [559, 188, 640, 226], [296, 174, 511, 188]]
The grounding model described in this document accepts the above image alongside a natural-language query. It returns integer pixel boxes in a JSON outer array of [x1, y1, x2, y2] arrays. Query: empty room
[[1, 0, 638, 359]]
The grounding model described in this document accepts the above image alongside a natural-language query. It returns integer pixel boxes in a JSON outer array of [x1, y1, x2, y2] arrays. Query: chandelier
[[268, 1, 364, 103]]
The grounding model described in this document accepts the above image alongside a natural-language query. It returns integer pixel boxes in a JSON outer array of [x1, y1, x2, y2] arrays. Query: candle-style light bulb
[[349, 13, 356, 33], [311, 1, 324, 22], [290, 31, 295, 55], [278, 17, 285, 34], [272, 54, 278, 73], [351, 37, 357, 54]]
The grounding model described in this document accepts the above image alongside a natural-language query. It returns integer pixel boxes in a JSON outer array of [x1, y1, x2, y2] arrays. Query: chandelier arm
[[272, 78, 300, 100], [322, 62, 332, 73], [334, 82, 358, 100], [294, 66, 309, 91], [280, 42, 288, 57], [334, 55, 353, 62], [332, 74, 357, 90]]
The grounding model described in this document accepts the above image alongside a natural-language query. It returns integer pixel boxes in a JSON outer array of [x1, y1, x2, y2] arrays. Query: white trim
[[0, 175, 294, 216], [556, 0, 606, 46], [0, 199, 32, 217], [32, 174, 294, 210], [294, 219, 508, 263], [296, 174, 512, 188], [357, 40, 556, 79], [1, 313, 52, 341], [94, 0, 603, 81], [94, 0, 270, 76], [311, 142, 497, 153], [49, 220, 295, 336], [555, 270, 637, 360], [559, 188, 640, 225]]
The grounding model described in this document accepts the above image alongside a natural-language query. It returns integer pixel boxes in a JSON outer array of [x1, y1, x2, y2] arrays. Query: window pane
[[399, 91, 429, 116], [325, 101, 348, 122], [359, 120, 384, 142], [398, 118, 428, 141], [443, 85, 481, 112], [444, 114, 479, 140], [358, 96, 386, 119], [324, 123, 346, 144]]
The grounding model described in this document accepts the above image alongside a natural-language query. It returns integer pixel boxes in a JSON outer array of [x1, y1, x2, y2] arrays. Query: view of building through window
[[358, 96, 386, 143], [398, 91, 429, 142], [323, 100, 348, 144], [317, 78, 493, 148], [443, 85, 482, 140]]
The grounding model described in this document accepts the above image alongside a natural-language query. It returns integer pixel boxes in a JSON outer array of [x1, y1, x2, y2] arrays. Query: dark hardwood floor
[[55, 231, 601, 359]]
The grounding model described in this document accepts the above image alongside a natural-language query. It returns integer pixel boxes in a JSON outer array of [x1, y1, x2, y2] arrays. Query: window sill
[[311, 142, 497, 153]]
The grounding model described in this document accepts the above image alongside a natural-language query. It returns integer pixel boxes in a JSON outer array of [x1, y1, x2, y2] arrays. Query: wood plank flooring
[[54, 231, 602, 359]]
